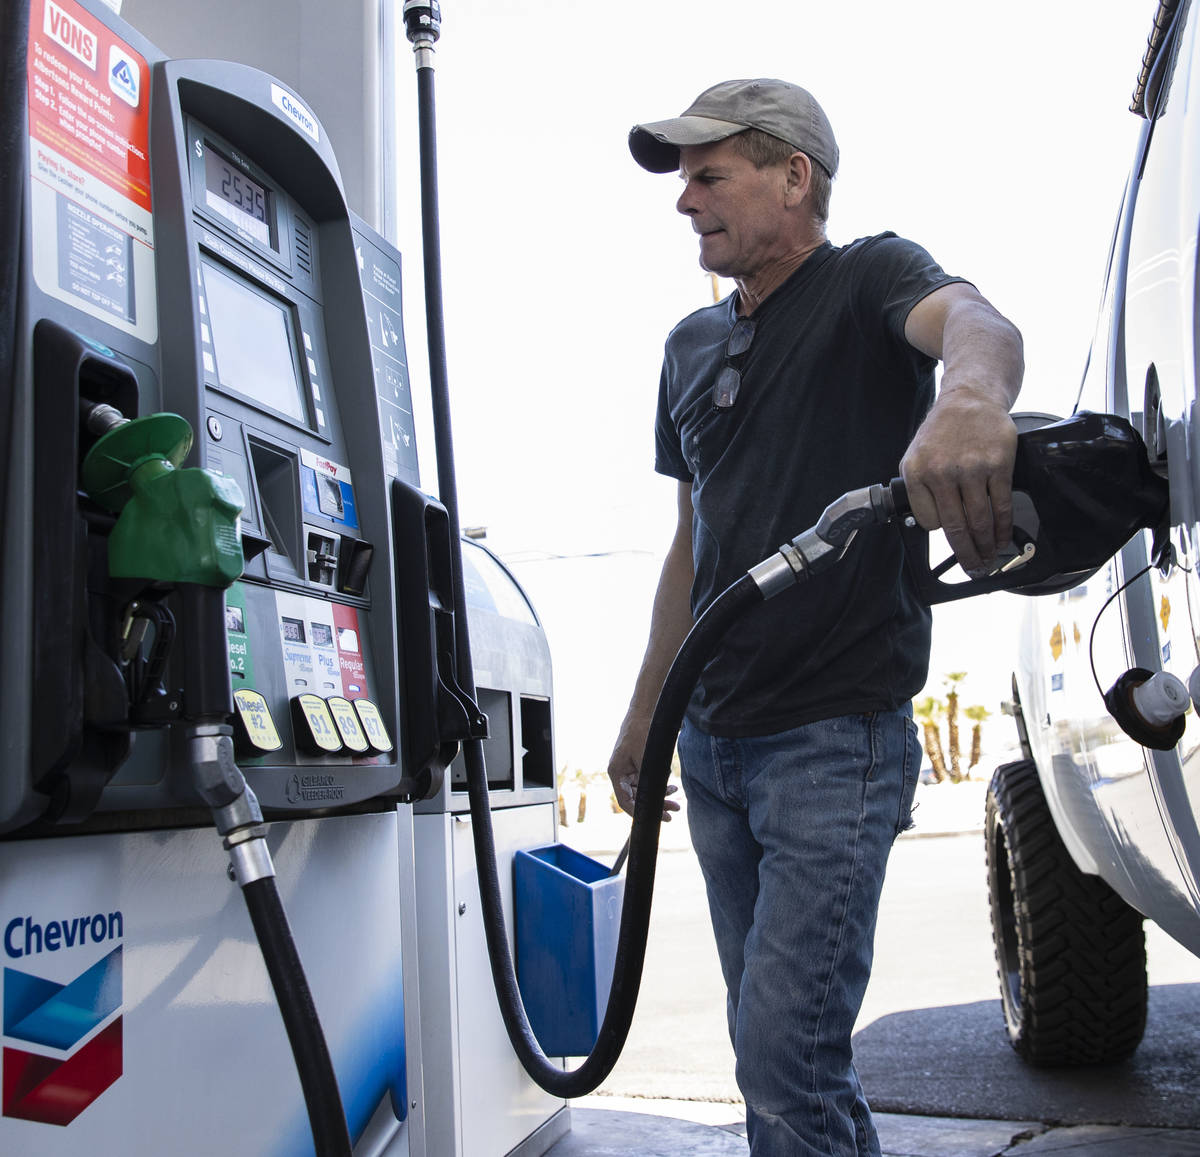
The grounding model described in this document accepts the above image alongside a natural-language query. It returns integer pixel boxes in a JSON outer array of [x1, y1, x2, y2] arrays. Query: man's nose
[[676, 183, 699, 216]]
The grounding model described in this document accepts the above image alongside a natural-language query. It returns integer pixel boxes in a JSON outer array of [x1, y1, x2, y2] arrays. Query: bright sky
[[389, 0, 1159, 773]]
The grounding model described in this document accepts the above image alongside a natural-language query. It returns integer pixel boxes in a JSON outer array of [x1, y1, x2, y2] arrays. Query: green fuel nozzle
[[81, 410, 245, 588]]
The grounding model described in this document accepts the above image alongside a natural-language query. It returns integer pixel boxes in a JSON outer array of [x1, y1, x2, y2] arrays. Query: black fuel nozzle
[[897, 412, 1170, 604], [403, 0, 442, 48]]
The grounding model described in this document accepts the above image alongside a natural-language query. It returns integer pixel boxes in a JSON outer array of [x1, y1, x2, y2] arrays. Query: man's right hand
[[606, 480, 695, 824], [607, 725, 680, 822]]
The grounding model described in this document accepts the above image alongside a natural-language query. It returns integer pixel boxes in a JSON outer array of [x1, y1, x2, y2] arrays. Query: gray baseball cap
[[629, 78, 839, 178]]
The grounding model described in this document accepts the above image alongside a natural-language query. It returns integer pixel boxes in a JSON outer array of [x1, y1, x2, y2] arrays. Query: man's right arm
[[607, 480, 695, 819]]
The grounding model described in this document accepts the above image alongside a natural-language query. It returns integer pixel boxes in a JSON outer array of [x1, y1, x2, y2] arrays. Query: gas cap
[[1104, 667, 1188, 751], [1131, 671, 1189, 727]]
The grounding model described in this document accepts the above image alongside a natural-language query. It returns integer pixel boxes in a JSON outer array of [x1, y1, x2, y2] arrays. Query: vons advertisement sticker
[[27, 0, 157, 341]]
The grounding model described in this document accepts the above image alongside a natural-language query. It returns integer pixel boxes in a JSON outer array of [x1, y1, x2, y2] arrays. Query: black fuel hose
[[468, 577, 762, 1096], [241, 875, 353, 1157], [409, 21, 771, 1098], [180, 586, 351, 1155]]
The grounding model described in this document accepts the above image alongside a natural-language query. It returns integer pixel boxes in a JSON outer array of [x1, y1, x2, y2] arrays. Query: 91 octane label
[[293, 694, 342, 754]]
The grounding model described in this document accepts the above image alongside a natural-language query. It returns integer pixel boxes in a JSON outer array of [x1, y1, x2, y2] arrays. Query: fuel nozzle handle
[[749, 482, 900, 599], [888, 477, 911, 520]]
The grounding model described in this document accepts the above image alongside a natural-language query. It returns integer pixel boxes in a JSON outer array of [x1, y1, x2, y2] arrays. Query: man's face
[[676, 138, 795, 280]]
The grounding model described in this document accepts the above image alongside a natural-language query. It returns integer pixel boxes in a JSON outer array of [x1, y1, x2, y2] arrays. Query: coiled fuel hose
[[404, 0, 903, 1097]]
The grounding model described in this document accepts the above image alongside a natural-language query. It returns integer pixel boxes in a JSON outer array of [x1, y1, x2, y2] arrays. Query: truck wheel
[[985, 758, 1147, 1065]]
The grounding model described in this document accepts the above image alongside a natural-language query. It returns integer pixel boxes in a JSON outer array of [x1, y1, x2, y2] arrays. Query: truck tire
[[985, 758, 1147, 1065]]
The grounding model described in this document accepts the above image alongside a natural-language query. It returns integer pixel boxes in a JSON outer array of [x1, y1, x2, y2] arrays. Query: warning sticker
[[27, 0, 156, 341], [56, 196, 134, 321]]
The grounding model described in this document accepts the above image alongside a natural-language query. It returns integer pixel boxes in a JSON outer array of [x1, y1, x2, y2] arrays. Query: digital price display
[[281, 617, 306, 644], [203, 147, 271, 247]]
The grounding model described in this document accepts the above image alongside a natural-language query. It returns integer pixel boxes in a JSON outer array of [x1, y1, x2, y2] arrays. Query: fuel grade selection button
[[352, 699, 393, 754], [290, 693, 344, 754], [232, 688, 284, 755], [326, 696, 370, 754]]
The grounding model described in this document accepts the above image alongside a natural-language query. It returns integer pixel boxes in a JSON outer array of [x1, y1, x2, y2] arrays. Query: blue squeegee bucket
[[514, 844, 625, 1058]]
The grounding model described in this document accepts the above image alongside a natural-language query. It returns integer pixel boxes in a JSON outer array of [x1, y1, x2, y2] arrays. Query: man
[[608, 79, 1022, 1156]]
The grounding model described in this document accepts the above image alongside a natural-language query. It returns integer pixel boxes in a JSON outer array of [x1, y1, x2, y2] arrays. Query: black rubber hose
[[242, 876, 353, 1157], [411, 40, 771, 1098], [464, 574, 762, 1096], [414, 64, 471, 682]]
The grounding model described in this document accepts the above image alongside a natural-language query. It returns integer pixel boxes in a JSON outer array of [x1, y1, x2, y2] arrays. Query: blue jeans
[[678, 710, 920, 1157]]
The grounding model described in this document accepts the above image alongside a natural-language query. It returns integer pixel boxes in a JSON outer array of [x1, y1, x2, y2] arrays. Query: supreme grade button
[[291, 693, 343, 754]]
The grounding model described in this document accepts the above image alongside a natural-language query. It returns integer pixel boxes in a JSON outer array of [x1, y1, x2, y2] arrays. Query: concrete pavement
[[548, 1097, 1200, 1156]]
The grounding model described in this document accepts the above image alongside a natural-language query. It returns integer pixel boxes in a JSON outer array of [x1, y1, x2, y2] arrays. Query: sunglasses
[[713, 317, 756, 409]]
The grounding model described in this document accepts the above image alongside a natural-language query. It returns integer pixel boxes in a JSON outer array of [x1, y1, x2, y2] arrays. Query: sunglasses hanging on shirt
[[713, 317, 756, 409]]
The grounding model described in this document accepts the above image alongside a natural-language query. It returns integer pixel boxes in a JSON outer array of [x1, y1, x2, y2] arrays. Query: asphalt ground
[[543, 777, 1200, 1156]]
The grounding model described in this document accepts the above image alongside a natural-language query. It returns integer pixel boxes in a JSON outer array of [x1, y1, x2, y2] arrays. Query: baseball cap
[[628, 79, 839, 178]]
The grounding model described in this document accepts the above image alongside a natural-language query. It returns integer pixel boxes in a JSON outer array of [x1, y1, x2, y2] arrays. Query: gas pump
[[0, 0, 446, 1152]]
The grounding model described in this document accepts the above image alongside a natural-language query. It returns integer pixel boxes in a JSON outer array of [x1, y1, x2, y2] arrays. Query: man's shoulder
[[666, 295, 734, 347], [833, 231, 928, 264]]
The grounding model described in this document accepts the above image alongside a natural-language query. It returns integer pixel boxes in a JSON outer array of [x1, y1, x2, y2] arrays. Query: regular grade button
[[232, 688, 283, 754], [326, 696, 370, 754], [352, 699, 393, 755], [291, 694, 344, 755]]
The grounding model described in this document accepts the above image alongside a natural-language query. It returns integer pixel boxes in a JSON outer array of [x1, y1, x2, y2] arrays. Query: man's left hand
[[901, 283, 1023, 576], [900, 387, 1018, 577]]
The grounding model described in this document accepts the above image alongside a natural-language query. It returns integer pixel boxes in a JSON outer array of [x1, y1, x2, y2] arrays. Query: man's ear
[[783, 151, 813, 208]]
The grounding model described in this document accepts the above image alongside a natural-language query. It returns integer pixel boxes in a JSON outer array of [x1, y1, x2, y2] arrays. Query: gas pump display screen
[[203, 261, 307, 424], [203, 148, 271, 248]]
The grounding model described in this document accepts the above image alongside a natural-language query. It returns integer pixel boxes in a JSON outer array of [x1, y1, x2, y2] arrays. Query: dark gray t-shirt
[[655, 233, 964, 737]]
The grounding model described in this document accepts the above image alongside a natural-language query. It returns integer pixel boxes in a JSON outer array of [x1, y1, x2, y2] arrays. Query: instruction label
[[351, 224, 419, 486], [27, 0, 156, 341]]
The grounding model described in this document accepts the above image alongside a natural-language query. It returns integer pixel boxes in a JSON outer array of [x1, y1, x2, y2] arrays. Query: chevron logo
[[3, 927, 123, 1126]]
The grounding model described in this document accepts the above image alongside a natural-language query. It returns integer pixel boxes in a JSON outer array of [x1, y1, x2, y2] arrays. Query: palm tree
[[943, 672, 968, 783], [556, 764, 570, 827], [574, 767, 590, 824], [965, 704, 991, 775], [914, 696, 947, 783]]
